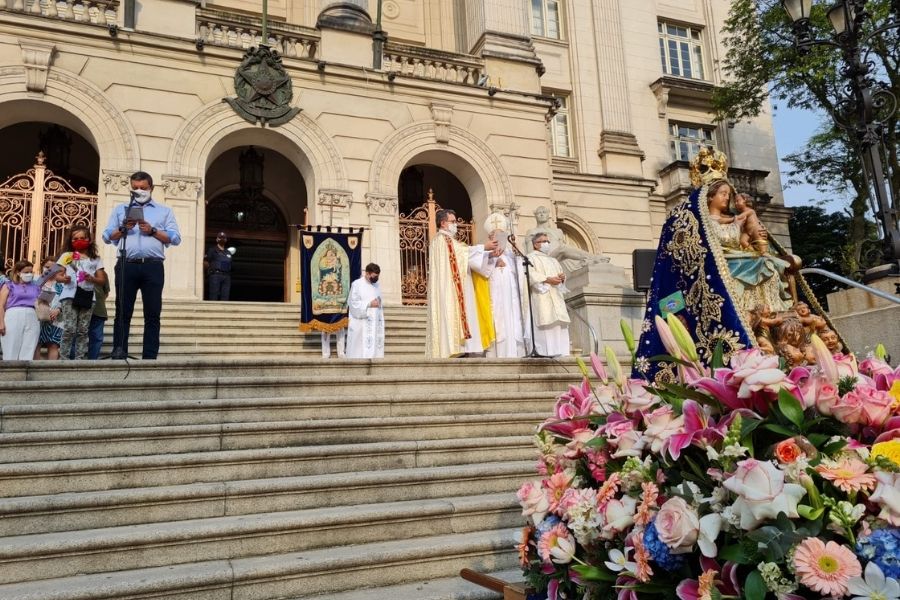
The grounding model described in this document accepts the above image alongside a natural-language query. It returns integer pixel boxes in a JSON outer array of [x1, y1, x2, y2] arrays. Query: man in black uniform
[[204, 231, 233, 301]]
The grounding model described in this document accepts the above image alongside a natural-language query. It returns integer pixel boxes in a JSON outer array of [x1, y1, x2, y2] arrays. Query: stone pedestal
[[563, 262, 645, 357], [826, 275, 900, 359]]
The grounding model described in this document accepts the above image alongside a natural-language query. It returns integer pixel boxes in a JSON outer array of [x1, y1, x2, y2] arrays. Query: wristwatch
[[150, 227, 158, 236]]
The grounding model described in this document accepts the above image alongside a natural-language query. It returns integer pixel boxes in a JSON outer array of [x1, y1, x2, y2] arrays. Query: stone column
[[463, 0, 542, 92], [160, 175, 203, 299], [365, 193, 402, 306], [98, 170, 133, 300], [592, 0, 644, 177]]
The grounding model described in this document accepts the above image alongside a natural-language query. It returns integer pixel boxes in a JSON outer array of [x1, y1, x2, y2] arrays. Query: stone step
[[0, 357, 574, 382], [0, 528, 517, 600], [312, 569, 523, 600], [0, 493, 520, 585], [0, 436, 534, 497], [0, 413, 545, 463], [0, 392, 556, 432], [0, 372, 572, 405], [0, 461, 532, 536]]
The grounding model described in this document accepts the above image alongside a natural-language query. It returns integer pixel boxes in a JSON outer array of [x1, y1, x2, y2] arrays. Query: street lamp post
[[783, 0, 900, 277]]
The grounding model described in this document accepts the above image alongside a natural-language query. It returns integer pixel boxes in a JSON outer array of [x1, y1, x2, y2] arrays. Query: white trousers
[[1, 307, 40, 361], [321, 329, 346, 358]]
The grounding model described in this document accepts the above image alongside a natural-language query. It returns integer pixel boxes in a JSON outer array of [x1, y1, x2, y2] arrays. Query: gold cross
[[489, 213, 506, 232]]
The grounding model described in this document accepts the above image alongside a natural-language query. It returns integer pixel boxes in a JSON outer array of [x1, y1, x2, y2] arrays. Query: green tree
[[714, 0, 899, 262]]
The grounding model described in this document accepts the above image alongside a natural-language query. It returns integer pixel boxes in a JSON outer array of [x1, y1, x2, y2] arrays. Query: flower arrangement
[[517, 316, 900, 600]]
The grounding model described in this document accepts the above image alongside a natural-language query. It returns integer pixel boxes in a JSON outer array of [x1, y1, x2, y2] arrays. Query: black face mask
[[368, 276, 379, 283], [217, 239, 226, 244]]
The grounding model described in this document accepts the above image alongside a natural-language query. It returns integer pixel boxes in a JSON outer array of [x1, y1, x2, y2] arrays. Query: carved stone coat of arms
[[224, 45, 300, 126]]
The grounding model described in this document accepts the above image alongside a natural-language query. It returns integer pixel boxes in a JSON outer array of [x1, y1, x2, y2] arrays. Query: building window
[[551, 96, 572, 158], [658, 22, 705, 80], [532, 0, 562, 39], [669, 123, 714, 162]]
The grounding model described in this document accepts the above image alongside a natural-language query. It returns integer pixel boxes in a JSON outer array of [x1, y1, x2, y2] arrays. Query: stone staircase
[[0, 303, 575, 599], [98, 300, 428, 359]]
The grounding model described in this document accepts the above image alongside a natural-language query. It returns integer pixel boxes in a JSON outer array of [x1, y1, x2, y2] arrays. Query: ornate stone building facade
[[0, 0, 788, 305]]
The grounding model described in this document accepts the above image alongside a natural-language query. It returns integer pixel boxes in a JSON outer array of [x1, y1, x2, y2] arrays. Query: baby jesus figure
[[734, 193, 768, 253]]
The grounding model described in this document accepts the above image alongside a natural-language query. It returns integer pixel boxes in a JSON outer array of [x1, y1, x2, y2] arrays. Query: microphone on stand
[[507, 234, 548, 359]]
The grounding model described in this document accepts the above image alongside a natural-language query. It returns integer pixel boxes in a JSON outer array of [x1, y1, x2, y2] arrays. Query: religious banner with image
[[298, 226, 364, 333]]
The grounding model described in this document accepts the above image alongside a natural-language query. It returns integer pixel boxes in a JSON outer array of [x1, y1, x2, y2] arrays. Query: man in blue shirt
[[102, 171, 181, 359]]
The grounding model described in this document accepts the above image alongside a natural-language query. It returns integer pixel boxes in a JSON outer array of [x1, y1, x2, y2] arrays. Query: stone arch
[[369, 122, 514, 218], [558, 209, 600, 254], [0, 66, 139, 170], [168, 101, 348, 200]]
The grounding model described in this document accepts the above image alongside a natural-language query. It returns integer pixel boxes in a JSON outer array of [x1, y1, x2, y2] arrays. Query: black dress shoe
[[110, 348, 127, 360]]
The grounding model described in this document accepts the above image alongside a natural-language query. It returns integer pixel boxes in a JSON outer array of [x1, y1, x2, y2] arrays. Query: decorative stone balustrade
[[658, 159, 771, 207], [382, 42, 484, 86], [2, 0, 117, 25], [196, 8, 319, 59]]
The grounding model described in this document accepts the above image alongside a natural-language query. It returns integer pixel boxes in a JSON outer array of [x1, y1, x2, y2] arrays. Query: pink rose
[[517, 480, 551, 525], [642, 406, 685, 454], [722, 459, 806, 530], [859, 357, 894, 381], [833, 353, 859, 379], [833, 386, 892, 427], [621, 379, 659, 413], [655, 496, 700, 554], [814, 378, 841, 416]]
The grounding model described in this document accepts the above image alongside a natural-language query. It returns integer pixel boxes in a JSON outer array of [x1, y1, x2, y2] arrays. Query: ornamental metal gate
[[398, 189, 473, 305], [0, 152, 98, 272]]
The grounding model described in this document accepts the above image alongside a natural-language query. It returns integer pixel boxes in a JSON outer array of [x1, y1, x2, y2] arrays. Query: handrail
[[800, 267, 900, 306]]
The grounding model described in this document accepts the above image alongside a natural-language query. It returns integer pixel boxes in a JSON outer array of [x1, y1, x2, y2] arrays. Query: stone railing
[[658, 159, 772, 207], [1, 0, 118, 25], [382, 42, 484, 86], [196, 8, 319, 59]]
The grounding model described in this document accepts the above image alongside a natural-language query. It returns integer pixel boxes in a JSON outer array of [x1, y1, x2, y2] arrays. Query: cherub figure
[[820, 328, 844, 354], [793, 301, 827, 337], [734, 193, 767, 253], [749, 304, 784, 343], [775, 317, 814, 367]]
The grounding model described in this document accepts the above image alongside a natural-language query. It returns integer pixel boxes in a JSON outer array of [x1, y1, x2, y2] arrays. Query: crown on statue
[[689, 147, 729, 189]]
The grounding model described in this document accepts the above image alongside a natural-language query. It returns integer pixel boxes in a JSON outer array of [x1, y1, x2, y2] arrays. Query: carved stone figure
[[524, 205, 608, 272]]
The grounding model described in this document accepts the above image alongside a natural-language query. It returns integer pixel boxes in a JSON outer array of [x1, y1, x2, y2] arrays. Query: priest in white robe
[[526, 232, 571, 357], [345, 263, 384, 359], [426, 208, 498, 358], [482, 213, 526, 358]]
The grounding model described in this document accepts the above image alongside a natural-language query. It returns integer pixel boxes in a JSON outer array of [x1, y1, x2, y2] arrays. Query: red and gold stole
[[444, 234, 471, 340]]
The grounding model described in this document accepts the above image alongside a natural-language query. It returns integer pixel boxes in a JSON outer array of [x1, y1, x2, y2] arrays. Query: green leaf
[[718, 544, 751, 564], [745, 570, 768, 600], [822, 439, 848, 455], [763, 423, 798, 437], [797, 505, 825, 520], [571, 565, 616, 582], [585, 436, 609, 448], [711, 339, 726, 369], [777, 389, 805, 429]]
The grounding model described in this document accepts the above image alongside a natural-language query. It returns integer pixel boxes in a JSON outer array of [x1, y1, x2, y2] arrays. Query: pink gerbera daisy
[[815, 456, 877, 493], [632, 533, 654, 583], [545, 471, 575, 514], [793, 538, 862, 597], [634, 482, 658, 526], [537, 523, 576, 564]]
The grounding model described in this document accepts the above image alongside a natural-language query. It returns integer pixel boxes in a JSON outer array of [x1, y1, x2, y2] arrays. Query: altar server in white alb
[[344, 263, 384, 359], [526, 232, 571, 357], [482, 213, 526, 358]]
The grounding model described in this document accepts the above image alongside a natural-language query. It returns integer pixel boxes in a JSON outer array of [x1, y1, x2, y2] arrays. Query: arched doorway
[[204, 145, 304, 302], [0, 121, 99, 271], [397, 164, 473, 305]]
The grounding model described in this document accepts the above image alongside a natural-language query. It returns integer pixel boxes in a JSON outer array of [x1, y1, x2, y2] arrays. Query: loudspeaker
[[632, 249, 657, 292]]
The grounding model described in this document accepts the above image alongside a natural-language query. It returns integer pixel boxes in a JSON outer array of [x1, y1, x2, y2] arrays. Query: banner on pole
[[297, 226, 364, 333]]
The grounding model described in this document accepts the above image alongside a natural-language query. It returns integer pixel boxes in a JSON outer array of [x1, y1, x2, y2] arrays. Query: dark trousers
[[87, 315, 106, 360], [113, 260, 165, 359], [207, 273, 231, 301]]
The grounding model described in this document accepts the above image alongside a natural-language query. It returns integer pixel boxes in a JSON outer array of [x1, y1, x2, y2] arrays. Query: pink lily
[[540, 378, 595, 437], [667, 400, 728, 460], [590, 352, 609, 383]]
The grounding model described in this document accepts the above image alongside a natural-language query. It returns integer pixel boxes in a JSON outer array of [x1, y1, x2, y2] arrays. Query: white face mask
[[20, 273, 34, 283], [539, 241, 551, 254], [132, 189, 152, 204], [447, 223, 458, 236]]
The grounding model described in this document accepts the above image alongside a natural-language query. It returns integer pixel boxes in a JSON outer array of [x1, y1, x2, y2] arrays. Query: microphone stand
[[507, 235, 548, 359], [104, 193, 139, 360]]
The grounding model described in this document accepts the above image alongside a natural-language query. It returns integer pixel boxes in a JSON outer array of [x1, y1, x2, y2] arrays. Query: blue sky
[[772, 106, 846, 212]]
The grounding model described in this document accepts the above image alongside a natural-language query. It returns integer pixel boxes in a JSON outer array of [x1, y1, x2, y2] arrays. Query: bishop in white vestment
[[345, 263, 384, 359], [426, 209, 498, 358], [526, 232, 571, 357], [482, 213, 526, 358]]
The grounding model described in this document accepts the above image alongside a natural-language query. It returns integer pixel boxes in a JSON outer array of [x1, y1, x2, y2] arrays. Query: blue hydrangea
[[535, 515, 561, 541], [643, 521, 685, 572], [857, 528, 900, 580]]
